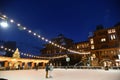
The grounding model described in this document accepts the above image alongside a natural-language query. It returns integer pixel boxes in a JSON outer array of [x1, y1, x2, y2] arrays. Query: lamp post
[[0, 21, 8, 28], [66, 56, 70, 69]]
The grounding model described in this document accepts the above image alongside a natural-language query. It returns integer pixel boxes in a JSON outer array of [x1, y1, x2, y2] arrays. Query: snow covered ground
[[0, 69, 120, 80]]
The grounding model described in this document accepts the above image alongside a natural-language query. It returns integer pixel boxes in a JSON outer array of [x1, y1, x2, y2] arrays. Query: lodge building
[[41, 23, 120, 67], [75, 23, 120, 66]]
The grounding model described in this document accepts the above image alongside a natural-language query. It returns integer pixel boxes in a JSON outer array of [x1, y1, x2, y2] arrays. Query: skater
[[45, 63, 49, 78], [49, 63, 53, 78]]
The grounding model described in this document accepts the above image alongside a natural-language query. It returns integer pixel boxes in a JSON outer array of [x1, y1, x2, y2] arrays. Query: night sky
[[0, 0, 120, 54]]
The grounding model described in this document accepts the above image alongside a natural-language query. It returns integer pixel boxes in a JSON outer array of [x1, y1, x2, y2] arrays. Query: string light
[[17, 23, 21, 26], [45, 39, 48, 42], [23, 27, 26, 30], [41, 37, 45, 40], [1, 46, 4, 48], [33, 33, 37, 36], [8, 49, 11, 51], [0, 45, 39, 59], [0, 13, 89, 55], [49, 41, 51, 43], [12, 50, 14, 52], [28, 30, 32, 33], [38, 35, 41, 38], [0, 45, 68, 59], [3, 15, 7, 18], [10, 19, 14, 23], [5, 48, 7, 50]]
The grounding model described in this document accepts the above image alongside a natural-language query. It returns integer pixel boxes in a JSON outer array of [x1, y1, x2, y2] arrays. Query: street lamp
[[66, 56, 70, 69], [0, 21, 8, 28]]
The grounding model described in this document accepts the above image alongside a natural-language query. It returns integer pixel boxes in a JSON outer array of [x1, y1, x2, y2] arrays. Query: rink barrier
[[54, 66, 120, 70], [0, 66, 120, 71]]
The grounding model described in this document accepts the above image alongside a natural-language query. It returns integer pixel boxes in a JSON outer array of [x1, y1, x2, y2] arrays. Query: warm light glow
[[4, 48, 7, 50], [90, 38, 94, 44], [2, 15, 7, 18], [54, 44, 57, 46], [101, 38, 106, 42], [91, 45, 94, 49], [8, 49, 11, 51], [51, 42, 54, 45], [49, 41, 51, 43], [116, 59, 120, 62], [12, 59, 16, 61]]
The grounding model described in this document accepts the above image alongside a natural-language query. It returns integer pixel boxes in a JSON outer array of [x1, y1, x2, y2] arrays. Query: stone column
[[31, 62, 35, 69], [4, 61, 9, 69], [19, 62, 23, 69], [42, 62, 45, 69], [24, 62, 28, 69]]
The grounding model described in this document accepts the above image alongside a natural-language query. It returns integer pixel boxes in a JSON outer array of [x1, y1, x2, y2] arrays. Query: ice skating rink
[[0, 69, 120, 80]]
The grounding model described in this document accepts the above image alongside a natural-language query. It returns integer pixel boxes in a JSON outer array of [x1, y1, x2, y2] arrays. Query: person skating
[[45, 63, 49, 78], [49, 63, 53, 78]]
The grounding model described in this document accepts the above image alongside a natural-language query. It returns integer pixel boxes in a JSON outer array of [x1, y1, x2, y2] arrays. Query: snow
[[0, 69, 120, 80]]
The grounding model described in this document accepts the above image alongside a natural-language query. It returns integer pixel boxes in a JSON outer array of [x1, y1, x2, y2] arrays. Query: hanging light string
[[0, 45, 67, 59], [0, 13, 90, 55], [0, 45, 40, 59]]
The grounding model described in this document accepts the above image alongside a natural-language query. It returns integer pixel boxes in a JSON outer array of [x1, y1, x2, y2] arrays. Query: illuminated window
[[77, 46, 79, 49], [101, 38, 106, 42], [90, 38, 94, 44], [108, 30, 111, 34], [108, 29, 116, 34], [112, 29, 116, 33], [110, 34, 116, 40], [91, 45, 94, 49]]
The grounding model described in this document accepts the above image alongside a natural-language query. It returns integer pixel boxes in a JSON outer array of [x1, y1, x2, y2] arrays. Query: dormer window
[[108, 29, 116, 34], [90, 38, 94, 44]]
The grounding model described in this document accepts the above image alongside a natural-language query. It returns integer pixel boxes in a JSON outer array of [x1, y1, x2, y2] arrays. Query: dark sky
[[0, 0, 120, 54]]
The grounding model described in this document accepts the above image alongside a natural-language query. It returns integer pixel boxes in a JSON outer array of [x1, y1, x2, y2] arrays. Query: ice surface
[[0, 69, 120, 80]]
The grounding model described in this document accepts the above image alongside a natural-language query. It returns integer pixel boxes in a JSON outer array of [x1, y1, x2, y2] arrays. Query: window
[[90, 38, 94, 44], [101, 38, 106, 42], [110, 34, 116, 40], [108, 30, 111, 34], [91, 45, 94, 49], [77, 46, 79, 49], [112, 29, 116, 33], [108, 29, 116, 34]]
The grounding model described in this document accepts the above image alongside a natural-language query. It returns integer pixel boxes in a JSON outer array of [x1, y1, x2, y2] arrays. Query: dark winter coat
[[45, 64, 49, 71]]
